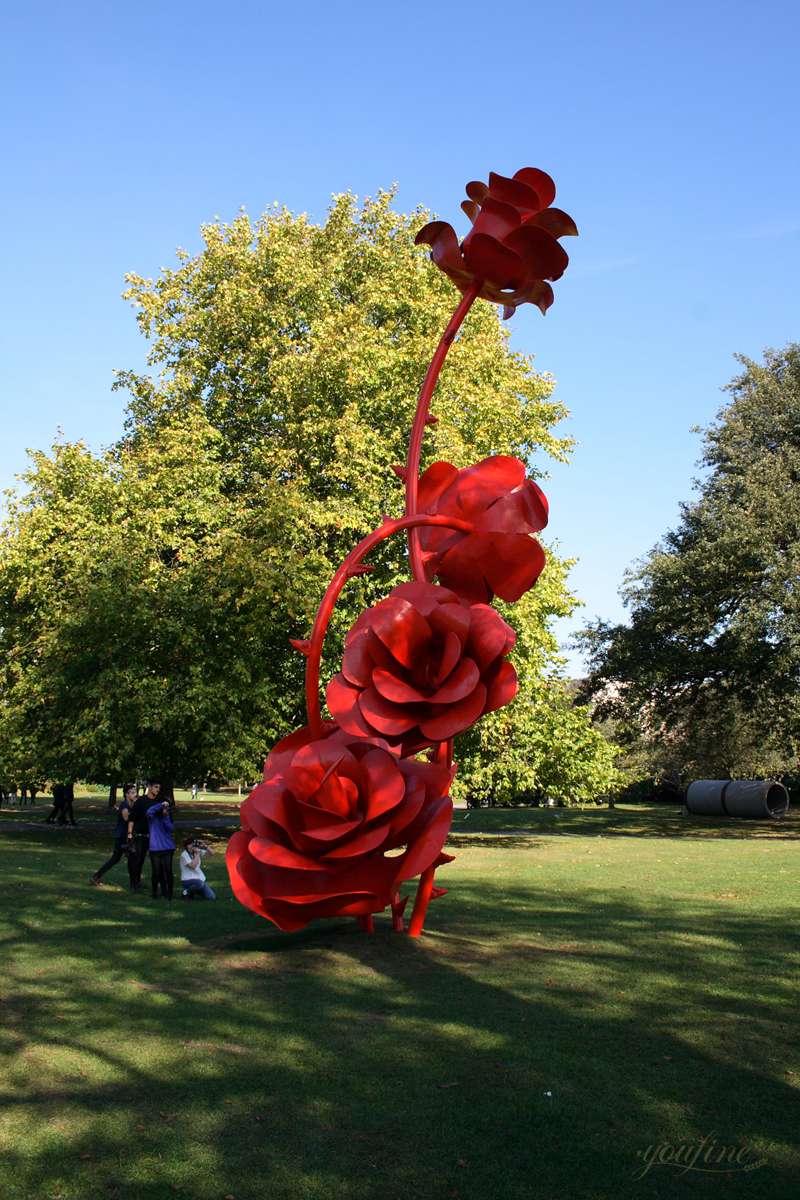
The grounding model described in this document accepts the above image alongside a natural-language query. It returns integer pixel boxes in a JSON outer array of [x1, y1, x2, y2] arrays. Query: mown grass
[[0, 804, 798, 1200]]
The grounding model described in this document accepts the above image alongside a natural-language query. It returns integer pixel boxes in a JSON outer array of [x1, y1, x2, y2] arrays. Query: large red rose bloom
[[417, 455, 549, 604], [326, 580, 518, 750], [415, 166, 578, 316], [227, 722, 454, 931]]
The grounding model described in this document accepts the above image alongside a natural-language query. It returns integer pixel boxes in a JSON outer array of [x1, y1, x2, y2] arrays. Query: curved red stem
[[407, 739, 452, 937], [405, 280, 481, 580], [304, 512, 473, 734]]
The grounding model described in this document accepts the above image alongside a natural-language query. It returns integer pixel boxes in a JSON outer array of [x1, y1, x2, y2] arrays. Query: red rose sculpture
[[227, 722, 454, 931], [415, 167, 578, 316], [416, 455, 549, 604], [227, 162, 576, 937], [326, 580, 517, 749]]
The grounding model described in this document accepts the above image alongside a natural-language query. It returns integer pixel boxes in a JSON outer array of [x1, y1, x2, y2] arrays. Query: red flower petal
[[392, 795, 454, 886], [480, 535, 546, 603], [385, 774, 428, 840], [465, 604, 515, 671], [428, 539, 491, 603], [298, 813, 363, 844], [240, 787, 276, 839], [503, 225, 569, 282], [314, 772, 359, 818], [466, 196, 522, 245], [341, 629, 375, 687], [426, 600, 471, 644], [462, 233, 524, 288], [493, 280, 554, 316], [419, 682, 487, 741], [360, 748, 406, 819], [528, 207, 579, 239], [519, 280, 555, 315], [486, 171, 542, 213], [391, 579, 460, 616], [418, 460, 459, 511], [326, 673, 374, 737], [513, 167, 556, 209], [372, 668, 427, 704], [227, 830, 269, 914], [414, 221, 464, 274], [322, 823, 389, 859], [464, 179, 488, 203], [432, 630, 462, 685], [399, 755, 454, 804], [484, 659, 519, 713], [250, 782, 301, 839], [290, 738, 349, 800], [358, 686, 419, 736], [438, 456, 526, 519], [429, 656, 480, 704], [249, 840, 320, 871], [367, 596, 432, 668], [476, 479, 549, 533]]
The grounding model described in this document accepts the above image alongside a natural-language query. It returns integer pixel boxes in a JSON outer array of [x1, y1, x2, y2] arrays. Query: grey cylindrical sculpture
[[685, 780, 790, 819]]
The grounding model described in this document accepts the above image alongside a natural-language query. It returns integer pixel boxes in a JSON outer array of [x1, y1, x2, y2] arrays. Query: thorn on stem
[[391, 464, 408, 481], [289, 638, 311, 655]]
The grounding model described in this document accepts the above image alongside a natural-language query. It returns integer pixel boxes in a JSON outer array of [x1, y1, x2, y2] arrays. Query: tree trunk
[[108, 782, 118, 809]]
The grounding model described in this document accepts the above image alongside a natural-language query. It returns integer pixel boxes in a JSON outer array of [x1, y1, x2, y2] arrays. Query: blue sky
[[2, 0, 798, 670]]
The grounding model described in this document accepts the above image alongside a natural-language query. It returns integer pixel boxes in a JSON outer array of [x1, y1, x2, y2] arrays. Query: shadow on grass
[[0, 828, 798, 1200], [456, 806, 800, 842]]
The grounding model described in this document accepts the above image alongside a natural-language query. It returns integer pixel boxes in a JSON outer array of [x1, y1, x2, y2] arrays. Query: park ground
[[0, 796, 798, 1200]]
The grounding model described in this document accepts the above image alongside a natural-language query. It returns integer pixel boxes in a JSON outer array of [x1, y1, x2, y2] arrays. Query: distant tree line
[[578, 344, 800, 787]]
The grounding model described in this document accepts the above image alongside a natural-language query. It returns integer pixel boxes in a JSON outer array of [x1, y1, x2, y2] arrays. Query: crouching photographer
[[180, 838, 216, 900]]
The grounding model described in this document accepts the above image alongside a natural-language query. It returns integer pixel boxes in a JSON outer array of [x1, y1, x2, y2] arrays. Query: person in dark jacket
[[126, 781, 161, 891], [44, 782, 67, 824], [90, 784, 136, 885], [60, 782, 77, 825], [147, 793, 176, 900]]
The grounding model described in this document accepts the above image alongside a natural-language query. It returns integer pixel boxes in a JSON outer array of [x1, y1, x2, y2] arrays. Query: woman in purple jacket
[[146, 791, 176, 900]]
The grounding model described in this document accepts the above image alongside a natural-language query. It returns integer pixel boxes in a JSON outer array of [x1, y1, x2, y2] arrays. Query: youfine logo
[[634, 1132, 767, 1179]]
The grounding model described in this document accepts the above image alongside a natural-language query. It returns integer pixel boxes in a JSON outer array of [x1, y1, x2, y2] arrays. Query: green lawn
[[1, 803, 798, 1199]]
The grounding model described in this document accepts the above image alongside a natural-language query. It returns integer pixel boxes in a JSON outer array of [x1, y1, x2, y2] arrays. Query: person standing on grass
[[61, 781, 77, 825], [45, 782, 70, 824], [179, 838, 217, 900], [90, 783, 136, 886], [147, 791, 176, 900], [127, 780, 160, 891]]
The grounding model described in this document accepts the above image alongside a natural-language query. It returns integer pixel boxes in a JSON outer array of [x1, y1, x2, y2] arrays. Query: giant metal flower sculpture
[[227, 165, 577, 936], [326, 581, 518, 749], [416, 456, 549, 604], [228, 723, 454, 931], [415, 167, 577, 317]]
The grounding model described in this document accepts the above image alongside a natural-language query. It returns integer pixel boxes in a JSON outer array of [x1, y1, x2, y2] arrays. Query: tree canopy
[[1, 191, 617, 799], [578, 344, 800, 780]]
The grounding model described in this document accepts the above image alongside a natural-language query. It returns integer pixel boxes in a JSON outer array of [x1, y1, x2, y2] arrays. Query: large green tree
[[0, 412, 280, 783], [1, 191, 616, 797], [578, 345, 800, 780]]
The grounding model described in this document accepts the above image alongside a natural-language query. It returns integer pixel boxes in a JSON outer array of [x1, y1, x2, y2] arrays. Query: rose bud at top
[[416, 455, 549, 605], [415, 166, 577, 317], [326, 580, 518, 751], [226, 722, 455, 931]]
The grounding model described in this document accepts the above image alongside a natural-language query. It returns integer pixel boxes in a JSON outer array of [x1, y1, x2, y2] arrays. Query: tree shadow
[[0, 827, 798, 1200], [469, 806, 800, 842]]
